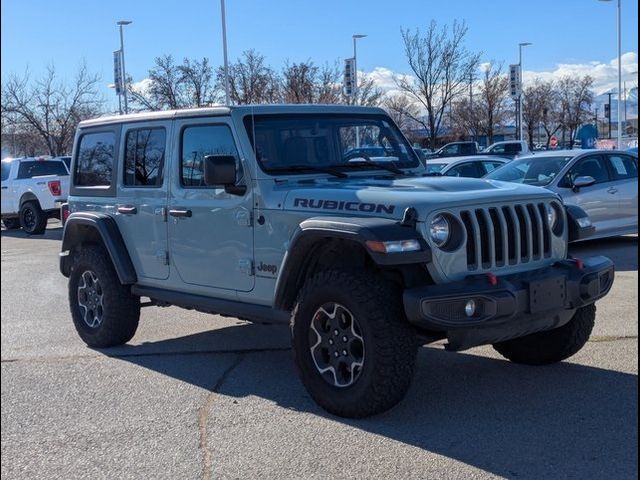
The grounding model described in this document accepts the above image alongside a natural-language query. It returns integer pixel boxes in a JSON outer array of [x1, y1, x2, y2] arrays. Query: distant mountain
[[593, 86, 638, 119]]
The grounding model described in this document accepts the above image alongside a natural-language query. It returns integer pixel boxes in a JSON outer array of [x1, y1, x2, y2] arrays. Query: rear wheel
[[2, 218, 20, 230], [69, 245, 140, 347], [291, 270, 417, 418], [19, 201, 47, 235], [493, 305, 596, 365]]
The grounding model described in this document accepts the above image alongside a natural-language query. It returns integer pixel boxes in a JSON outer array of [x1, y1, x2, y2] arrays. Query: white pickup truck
[[1, 157, 70, 234], [482, 140, 531, 158]]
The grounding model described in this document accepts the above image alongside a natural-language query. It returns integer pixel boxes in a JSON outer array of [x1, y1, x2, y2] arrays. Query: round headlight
[[547, 204, 558, 231], [429, 214, 450, 248]]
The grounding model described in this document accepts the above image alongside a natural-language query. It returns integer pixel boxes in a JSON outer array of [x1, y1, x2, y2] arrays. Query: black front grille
[[461, 203, 553, 271]]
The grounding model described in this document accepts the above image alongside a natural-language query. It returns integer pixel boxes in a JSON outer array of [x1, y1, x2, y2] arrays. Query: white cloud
[[131, 78, 153, 94], [365, 52, 638, 98]]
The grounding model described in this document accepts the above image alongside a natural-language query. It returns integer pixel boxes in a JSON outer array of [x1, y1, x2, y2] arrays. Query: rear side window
[[564, 155, 611, 185], [608, 154, 638, 180], [74, 132, 116, 187], [180, 125, 239, 188], [482, 161, 504, 174], [17, 161, 68, 179], [445, 162, 482, 178], [124, 128, 166, 187]]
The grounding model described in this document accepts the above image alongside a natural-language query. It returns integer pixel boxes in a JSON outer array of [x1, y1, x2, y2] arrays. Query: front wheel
[[69, 245, 140, 347], [493, 305, 596, 365], [291, 270, 418, 418]]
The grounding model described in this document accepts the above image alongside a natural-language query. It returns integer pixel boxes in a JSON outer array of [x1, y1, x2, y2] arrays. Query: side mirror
[[203, 155, 246, 195], [572, 175, 596, 192]]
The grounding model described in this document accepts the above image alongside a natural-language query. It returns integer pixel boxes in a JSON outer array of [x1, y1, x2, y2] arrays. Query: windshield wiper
[[267, 165, 348, 178], [335, 157, 406, 175]]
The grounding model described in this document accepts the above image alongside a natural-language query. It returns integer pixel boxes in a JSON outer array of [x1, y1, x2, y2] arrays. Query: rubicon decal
[[293, 198, 396, 215]]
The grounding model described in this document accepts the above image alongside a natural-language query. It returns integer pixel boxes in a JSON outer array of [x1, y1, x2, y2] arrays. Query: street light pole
[[117, 20, 132, 114], [518, 42, 532, 142], [220, 0, 231, 105], [599, 0, 622, 148], [352, 34, 366, 148]]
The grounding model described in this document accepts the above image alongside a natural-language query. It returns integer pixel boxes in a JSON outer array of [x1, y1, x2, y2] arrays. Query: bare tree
[[1, 62, 103, 156], [315, 63, 342, 104], [343, 74, 383, 106], [179, 57, 218, 107], [396, 20, 481, 147], [282, 60, 318, 103], [451, 97, 481, 141], [521, 79, 549, 149], [219, 50, 281, 104], [557, 75, 594, 149], [384, 94, 421, 133], [534, 80, 562, 148], [477, 62, 510, 145]]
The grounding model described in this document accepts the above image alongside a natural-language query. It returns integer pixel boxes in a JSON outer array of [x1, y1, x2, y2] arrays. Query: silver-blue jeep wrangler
[[60, 105, 614, 418]]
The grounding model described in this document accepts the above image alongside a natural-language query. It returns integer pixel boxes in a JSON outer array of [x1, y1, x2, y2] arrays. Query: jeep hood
[[279, 176, 557, 220]]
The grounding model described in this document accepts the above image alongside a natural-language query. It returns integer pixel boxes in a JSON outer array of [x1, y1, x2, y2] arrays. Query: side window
[[445, 162, 482, 178], [17, 161, 68, 179], [490, 144, 505, 153], [74, 132, 116, 187], [181, 125, 239, 188], [1, 162, 11, 181], [608, 154, 638, 180], [124, 127, 166, 187], [561, 155, 611, 187], [482, 161, 503, 174]]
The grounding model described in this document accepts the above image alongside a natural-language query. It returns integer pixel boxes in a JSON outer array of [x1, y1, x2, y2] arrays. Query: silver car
[[425, 155, 507, 178], [485, 149, 638, 240]]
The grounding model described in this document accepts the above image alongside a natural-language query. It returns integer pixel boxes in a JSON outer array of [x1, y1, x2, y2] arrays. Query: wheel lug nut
[[334, 330, 339, 336], [328, 339, 334, 345], [342, 336, 348, 342], [334, 351, 339, 358], [342, 350, 348, 356]]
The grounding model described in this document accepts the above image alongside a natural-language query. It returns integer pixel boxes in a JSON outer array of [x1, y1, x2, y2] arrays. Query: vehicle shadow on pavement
[[106, 325, 638, 479], [569, 235, 638, 272], [0, 226, 63, 241]]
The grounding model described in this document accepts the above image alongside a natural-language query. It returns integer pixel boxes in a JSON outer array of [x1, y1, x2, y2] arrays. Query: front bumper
[[404, 256, 614, 351]]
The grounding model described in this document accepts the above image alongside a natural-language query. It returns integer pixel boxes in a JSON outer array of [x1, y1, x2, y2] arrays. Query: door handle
[[1, 186, 7, 190], [117, 205, 138, 215], [169, 208, 192, 218], [607, 187, 618, 194]]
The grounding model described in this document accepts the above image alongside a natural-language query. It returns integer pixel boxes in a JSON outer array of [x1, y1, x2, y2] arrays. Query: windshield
[[485, 156, 573, 186], [244, 114, 420, 175], [426, 163, 446, 174], [1, 162, 11, 181]]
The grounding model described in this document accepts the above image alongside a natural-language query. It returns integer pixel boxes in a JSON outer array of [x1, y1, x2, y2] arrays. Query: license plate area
[[529, 277, 567, 313]]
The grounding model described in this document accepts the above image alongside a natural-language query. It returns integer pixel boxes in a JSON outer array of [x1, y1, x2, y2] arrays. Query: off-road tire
[[493, 304, 596, 365], [19, 201, 47, 235], [2, 218, 20, 229], [291, 270, 418, 418], [69, 245, 140, 347]]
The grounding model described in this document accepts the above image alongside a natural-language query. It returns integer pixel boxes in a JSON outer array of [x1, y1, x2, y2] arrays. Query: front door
[[114, 121, 170, 280], [168, 119, 254, 292], [558, 154, 618, 235]]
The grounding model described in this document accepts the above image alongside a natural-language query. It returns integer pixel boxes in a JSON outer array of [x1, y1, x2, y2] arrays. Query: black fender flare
[[59, 212, 137, 284], [565, 205, 596, 242], [273, 216, 431, 310]]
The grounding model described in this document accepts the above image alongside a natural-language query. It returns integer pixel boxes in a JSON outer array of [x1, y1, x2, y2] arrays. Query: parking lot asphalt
[[1, 222, 637, 479]]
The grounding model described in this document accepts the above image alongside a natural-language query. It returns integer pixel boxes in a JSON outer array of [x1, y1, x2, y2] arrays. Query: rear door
[[557, 154, 618, 235], [114, 121, 170, 280], [168, 117, 254, 292], [605, 153, 638, 229], [1, 161, 16, 214]]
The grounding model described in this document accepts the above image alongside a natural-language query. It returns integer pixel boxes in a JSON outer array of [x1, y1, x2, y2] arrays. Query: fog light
[[464, 299, 476, 317]]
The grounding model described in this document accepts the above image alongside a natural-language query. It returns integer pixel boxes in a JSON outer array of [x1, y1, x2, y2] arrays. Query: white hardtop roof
[[78, 104, 388, 128]]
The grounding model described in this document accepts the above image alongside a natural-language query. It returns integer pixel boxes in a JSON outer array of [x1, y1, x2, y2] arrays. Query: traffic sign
[[343, 58, 355, 97], [113, 50, 124, 95], [509, 64, 521, 99]]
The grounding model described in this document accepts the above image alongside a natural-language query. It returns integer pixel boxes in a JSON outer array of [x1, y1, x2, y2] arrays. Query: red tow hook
[[568, 257, 585, 270], [486, 273, 498, 286]]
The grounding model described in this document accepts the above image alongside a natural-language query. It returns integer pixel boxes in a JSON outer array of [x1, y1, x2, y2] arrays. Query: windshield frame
[[243, 113, 421, 176], [485, 155, 574, 186]]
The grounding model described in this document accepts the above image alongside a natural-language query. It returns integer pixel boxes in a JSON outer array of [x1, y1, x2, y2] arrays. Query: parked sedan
[[485, 150, 638, 240], [425, 156, 507, 178]]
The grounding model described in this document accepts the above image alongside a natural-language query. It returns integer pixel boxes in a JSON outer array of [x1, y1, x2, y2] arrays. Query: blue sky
[[2, 0, 638, 103]]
